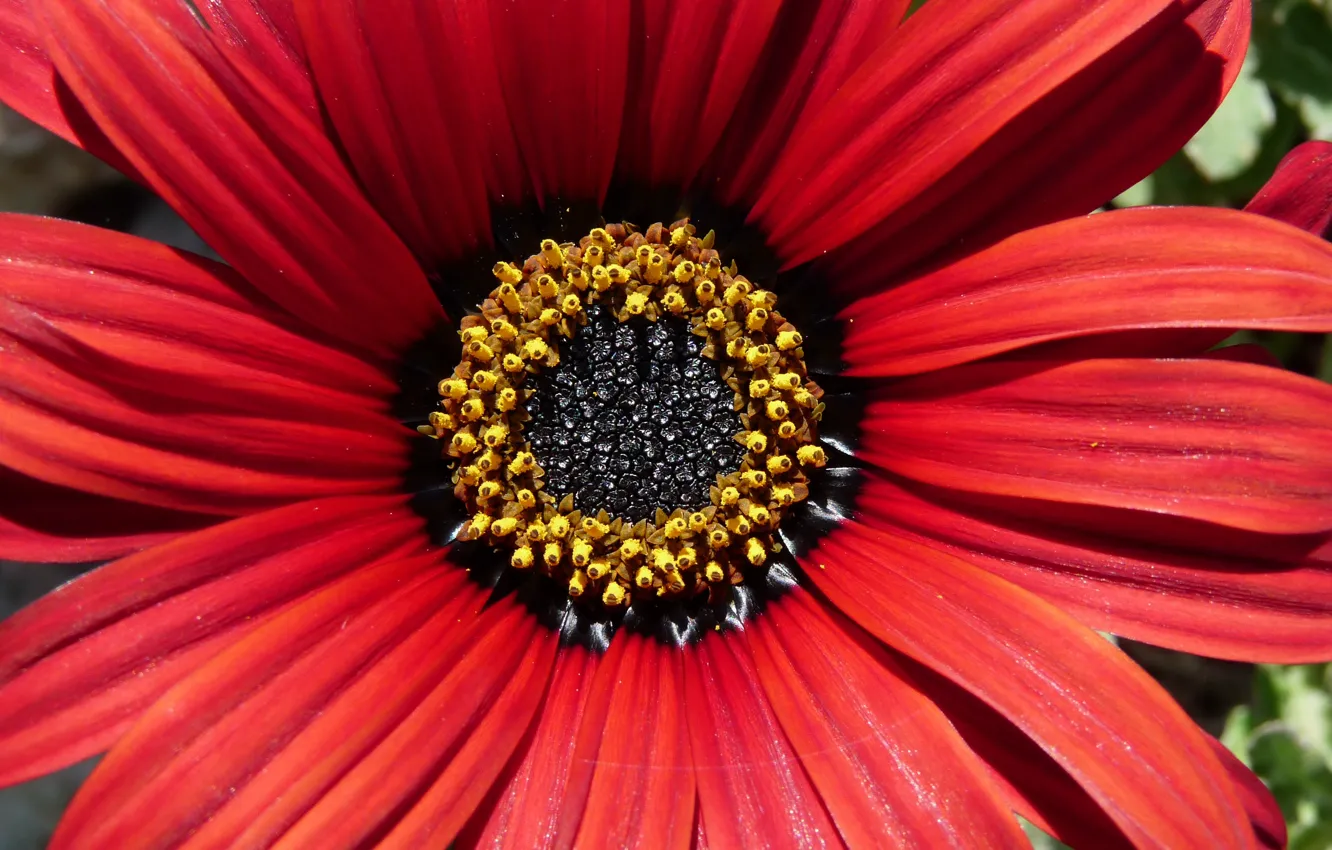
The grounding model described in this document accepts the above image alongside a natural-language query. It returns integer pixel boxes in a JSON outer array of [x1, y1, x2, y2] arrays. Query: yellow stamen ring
[[428, 220, 826, 610]]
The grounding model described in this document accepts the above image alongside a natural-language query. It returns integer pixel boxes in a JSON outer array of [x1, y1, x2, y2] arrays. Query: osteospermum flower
[[2, 0, 1332, 846]]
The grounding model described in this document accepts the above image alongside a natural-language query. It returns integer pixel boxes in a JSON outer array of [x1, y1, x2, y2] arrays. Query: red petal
[[0, 496, 423, 786], [0, 216, 409, 515], [856, 474, 1332, 663], [1208, 737, 1287, 850], [0, 466, 208, 563], [755, 0, 1247, 276], [265, 607, 555, 850], [465, 646, 606, 849], [684, 633, 840, 849], [1, 345, 404, 515], [48, 552, 441, 849], [293, 0, 519, 267], [905, 653, 1134, 849], [706, 0, 911, 207], [1245, 140, 1332, 239], [488, 0, 629, 204], [806, 522, 1254, 848], [0, 1, 135, 175], [184, 0, 314, 116], [842, 207, 1332, 376], [33, 0, 442, 358], [1005, 136, 1332, 363], [0, 0, 308, 177], [0, 215, 395, 395], [749, 592, 1027, 848], [375, 630, 559, 849], [863, 358, 1332, 534], [60, 562, 459, 849], [572, 635, 693, 850], [616, 0, 782, 190], [177, 584, 505, 850], [920, 635, 1298, 849]]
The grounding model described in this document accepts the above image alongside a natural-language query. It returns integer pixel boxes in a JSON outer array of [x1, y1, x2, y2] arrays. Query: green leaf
[[1184, 51, 1276, 181], [1112, 175, 1154, 208], [1253, 0, 1332, 114], [1019, 818, 1071, 850], [1223, 704, 1256, 765], [1297, 95, 1332, 141]]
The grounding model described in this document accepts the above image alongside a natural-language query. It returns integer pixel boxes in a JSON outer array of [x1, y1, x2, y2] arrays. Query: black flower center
[[525, 306, 746, 523]]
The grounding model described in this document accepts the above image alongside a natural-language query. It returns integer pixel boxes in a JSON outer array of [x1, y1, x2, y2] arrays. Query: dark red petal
[[615, 1, 782, 190], [48, 552, 440, 849], [749, 592, 1026, 848], [33, 0, 443, 358], [684, 633, 841, 849], [706, 0, 911, 207], [856, 474, 1332, 663], [863, 358, 1332, 534], [488, 0, 629, 205], [842, 207, 1332, 376], [756, 0, 1246, 278], [0, 496, 423, 786], [807, 522, 1254, 848], [1245, 140, 1332, 239], [177, 583, 505, 850], [264, 608, 556, 850], [0, 466, 208, 563], [465, 646, 605, 850], [572, 635, 693, 850], [1206, 343, 1285, 367], [293, 0, 520, 267]]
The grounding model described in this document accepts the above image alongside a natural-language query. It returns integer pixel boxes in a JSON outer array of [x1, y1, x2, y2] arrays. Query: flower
[[1, 0, 1331, 847]]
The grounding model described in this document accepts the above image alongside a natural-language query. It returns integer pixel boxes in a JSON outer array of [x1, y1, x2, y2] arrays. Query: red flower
[[1, 1, 1330, 847]]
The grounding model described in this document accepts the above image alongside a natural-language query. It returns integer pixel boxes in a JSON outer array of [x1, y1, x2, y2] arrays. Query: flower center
[[425, 220, 826, 612], [525, 305, 746, 523]]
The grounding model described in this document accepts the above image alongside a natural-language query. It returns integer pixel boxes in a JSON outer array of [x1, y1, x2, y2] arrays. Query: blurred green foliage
[[1117, 0, 1332, 209], [1225, 666, 1332, 850]]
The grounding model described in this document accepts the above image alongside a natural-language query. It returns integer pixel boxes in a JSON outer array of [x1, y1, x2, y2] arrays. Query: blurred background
[[2, 0, 1332, 847]]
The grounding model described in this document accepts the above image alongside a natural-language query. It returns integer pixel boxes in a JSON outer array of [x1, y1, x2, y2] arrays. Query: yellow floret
[[797, 445, 827, 467], [472, 370, 498, 391], [492, 261, 523, 283], [602, 582, 627, 606], [624, 291, 649, 315], [439, 378, 468, 400], [745, 538, 766, 565]]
